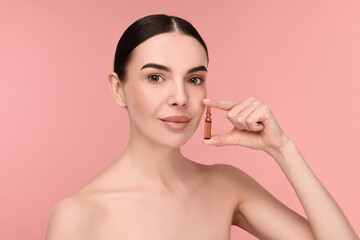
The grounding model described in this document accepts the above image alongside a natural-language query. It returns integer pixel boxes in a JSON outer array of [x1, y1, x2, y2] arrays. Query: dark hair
[[113, 14, 209, 83]]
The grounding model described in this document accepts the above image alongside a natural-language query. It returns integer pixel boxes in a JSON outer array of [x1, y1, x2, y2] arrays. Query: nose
[[168, 80, 188, 107]]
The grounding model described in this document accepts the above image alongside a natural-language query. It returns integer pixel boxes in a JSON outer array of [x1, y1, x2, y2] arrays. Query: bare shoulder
[[207, 163, 256, 186], [45, 195, 98, 240], [206, 163, 267, 203]]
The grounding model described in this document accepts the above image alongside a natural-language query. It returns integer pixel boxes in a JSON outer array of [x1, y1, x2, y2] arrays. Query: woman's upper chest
[[87, 168, 238, 240]]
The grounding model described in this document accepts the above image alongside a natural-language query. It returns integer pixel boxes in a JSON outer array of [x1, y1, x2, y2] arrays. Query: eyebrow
[[140, 63, 207, 74]]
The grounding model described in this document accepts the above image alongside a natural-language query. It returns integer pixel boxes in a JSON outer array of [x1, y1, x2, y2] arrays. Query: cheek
[[126, 83, 155, 114], [191, 88, 207, 108]]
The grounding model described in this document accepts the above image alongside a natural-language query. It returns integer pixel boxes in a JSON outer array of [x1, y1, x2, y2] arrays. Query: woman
[[45, 14, 358, 239]]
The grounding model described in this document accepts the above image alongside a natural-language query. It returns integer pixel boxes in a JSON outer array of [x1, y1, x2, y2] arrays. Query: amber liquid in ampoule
[[204, 106, 212, 139]]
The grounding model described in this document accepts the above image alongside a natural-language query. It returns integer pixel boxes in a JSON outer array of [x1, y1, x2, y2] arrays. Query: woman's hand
[[202, 97, 290, 153]]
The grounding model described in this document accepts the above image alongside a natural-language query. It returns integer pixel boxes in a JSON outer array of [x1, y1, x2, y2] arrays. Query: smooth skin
[[202, 97, 359, 239], [45, 32, 358, 240]]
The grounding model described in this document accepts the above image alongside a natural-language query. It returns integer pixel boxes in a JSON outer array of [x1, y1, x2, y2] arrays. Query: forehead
[[130, 32, 208, 71]]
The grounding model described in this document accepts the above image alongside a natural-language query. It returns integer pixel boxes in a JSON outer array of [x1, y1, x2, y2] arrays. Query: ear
[[107, 72, 127, 107]]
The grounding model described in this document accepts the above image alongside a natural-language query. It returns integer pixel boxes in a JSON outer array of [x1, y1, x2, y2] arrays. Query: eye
[[188, 76, 205, 85], [147, 74, 205, 85], [147, 74, 164, 84]]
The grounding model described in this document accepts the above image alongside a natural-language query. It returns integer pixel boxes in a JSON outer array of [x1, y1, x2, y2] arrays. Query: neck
[[113, 126, 192, 192]]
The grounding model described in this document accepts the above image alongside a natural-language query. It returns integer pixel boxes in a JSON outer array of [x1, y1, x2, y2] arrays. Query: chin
[[156, 131, 194, 148]]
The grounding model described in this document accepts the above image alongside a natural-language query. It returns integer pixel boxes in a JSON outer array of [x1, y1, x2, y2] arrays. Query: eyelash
[[147, 74, 206, 85]]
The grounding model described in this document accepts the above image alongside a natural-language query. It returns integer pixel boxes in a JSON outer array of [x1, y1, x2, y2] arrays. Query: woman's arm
[[202, 97, 359, 239], [266, 137, 359, 240]]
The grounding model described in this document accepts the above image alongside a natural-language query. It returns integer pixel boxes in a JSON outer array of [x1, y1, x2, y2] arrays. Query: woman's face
[[122, 32, 208, 148]]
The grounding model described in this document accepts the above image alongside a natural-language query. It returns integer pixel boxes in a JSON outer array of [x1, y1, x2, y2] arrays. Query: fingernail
[[203, 98, 211, 102]]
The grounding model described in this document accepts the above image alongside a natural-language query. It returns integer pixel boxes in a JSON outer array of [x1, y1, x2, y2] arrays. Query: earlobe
[[107, 72, 127, 107]]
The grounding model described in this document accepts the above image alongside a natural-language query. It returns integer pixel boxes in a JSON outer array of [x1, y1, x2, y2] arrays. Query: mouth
[[160, 115, 190, 123], [160, 119, 190, 131]]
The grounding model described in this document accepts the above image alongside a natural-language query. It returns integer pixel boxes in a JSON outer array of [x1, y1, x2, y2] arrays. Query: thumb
[[203, 132, 234, 147]]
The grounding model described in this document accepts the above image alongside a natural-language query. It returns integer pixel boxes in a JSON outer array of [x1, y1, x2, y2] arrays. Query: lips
[[160, 115, 190, 123], [159, 115, 191, 131], [160, 120, 190, 131]]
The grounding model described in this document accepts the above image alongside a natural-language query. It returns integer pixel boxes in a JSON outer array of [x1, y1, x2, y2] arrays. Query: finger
[[227, 97, 257, 119], [228, 98, 260, 131], [203, 132, 235, 147], [245, 106, 264, 132], [202, 98, 239, 111], [235, 100, 262, 131], [245, 105, 269, 131]]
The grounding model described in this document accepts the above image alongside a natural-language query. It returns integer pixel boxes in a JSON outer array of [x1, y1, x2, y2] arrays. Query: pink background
[[1, 0, 359, 239]]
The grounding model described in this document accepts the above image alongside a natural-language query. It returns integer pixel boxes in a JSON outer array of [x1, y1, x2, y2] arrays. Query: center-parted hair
[[113, 14, 209, 83]]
